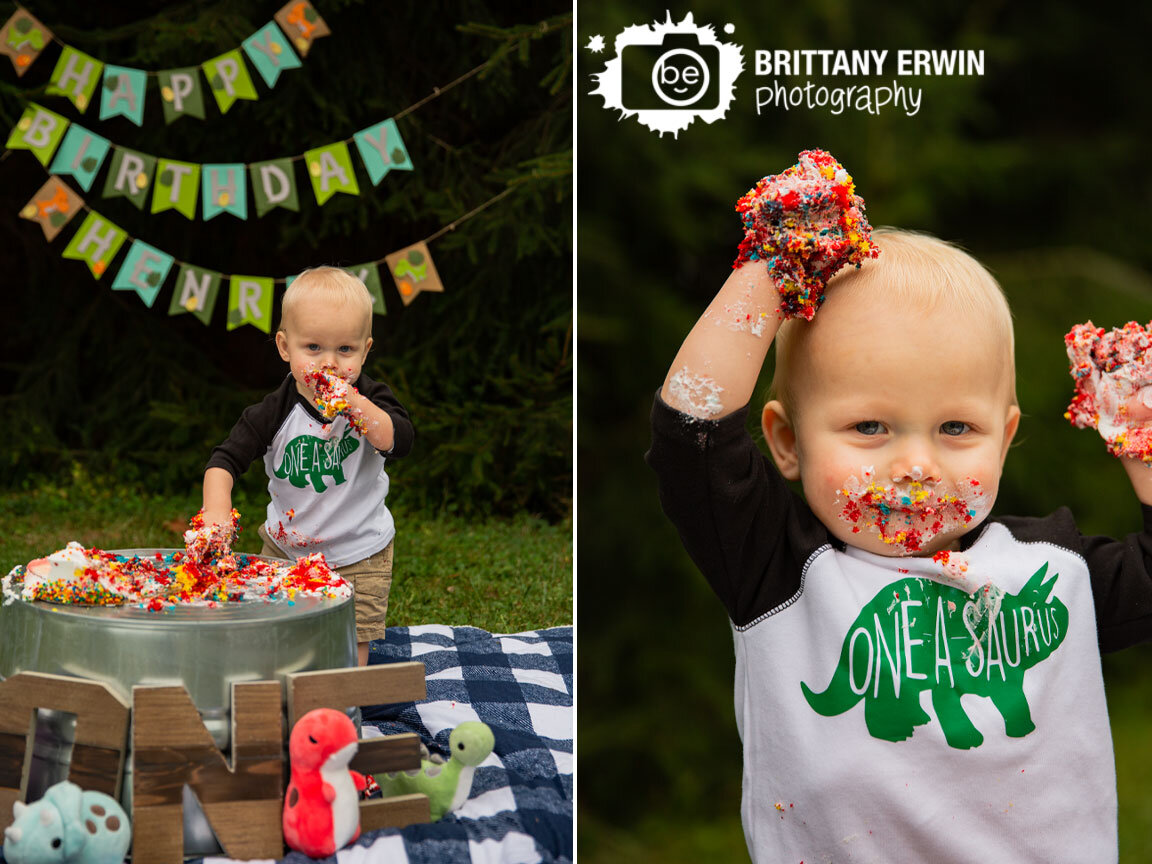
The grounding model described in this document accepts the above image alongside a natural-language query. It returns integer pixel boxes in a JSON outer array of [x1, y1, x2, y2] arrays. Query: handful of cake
[[1065, 320, 1152, 461], [2, 510, 350, 612], [734, 148, 879, 321]]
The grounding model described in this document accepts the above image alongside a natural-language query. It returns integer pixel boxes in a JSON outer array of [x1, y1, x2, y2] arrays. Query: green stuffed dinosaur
[[377, 722, 495, 820]]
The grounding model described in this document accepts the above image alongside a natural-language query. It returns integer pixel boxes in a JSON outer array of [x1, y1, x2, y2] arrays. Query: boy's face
[[275, 293, 373, 398], [763, 288, 1020, 557]]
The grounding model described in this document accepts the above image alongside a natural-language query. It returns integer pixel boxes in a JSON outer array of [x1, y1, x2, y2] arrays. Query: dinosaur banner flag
[[19, 176, 83, 241], [158, 67, 207, 123], [168, 264, 222, 325], [202, 49, 259, 115], [61, 210, 127, 279], [152, 159, 201, 219], [227, 274, 275, 332], [386, 242, 442, 306], [202, 163, 248, 220], [275, 0, 330, 57], [353, 119, 413, 186], [249, 158, 300, 216], [5, 103, 69, 167], [243, 21, 302, 88], [46, 45, 103, 112], [304, 141, 359, 205], [47, 123, 111, 192], [100, 65, 148, 126], [102, 147, 156, 211], [112, 240, 174, 308], [0, 8, 51, 76]]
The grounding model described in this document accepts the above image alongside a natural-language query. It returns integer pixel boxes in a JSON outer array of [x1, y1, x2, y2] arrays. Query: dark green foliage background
[[578, 2, 1152, 860], [0, 0, 571, 520]]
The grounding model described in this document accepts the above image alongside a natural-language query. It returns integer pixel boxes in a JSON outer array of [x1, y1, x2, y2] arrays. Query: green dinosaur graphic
[[801, 564, 1067, 749], [273, 430, 359, 492]]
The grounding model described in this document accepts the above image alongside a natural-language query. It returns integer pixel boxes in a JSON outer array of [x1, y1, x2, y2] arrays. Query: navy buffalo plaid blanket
[[236, 625, 571, 864]]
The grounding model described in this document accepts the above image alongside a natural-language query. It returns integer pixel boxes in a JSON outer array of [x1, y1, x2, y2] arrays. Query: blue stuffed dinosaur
[[2, 781, 131, 864]]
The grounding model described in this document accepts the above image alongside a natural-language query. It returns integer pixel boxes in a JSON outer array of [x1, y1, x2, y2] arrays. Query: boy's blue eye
[[855, 421, 885, 435], [941, 421, 970, 436], [306, 343, 320, 351], [339, 346, 354, 354]]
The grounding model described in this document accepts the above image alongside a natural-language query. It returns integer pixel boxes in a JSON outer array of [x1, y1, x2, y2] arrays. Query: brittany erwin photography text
[[753, 49, 986, 118]]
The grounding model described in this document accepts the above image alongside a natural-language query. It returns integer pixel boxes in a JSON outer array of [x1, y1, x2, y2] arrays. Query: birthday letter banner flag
[[0, 8, 51, 76], [47, 122, 111, 191], [202, 163, 248, 220], [5, 102, 68, 166], [168, 264, 222, 325], [153, 158, 201, 219], [112, 239, 174, 308], [100, 65, 148, 126], [249, 158, 299, 216], [19, 175, 82, 241], [353, 119, 413, 186], [102, 147, 156, 211], [46, 45, 103, 112], [242, 21, 301, 88], [304, 141, 359, 205], [61, 210, 126, 278]]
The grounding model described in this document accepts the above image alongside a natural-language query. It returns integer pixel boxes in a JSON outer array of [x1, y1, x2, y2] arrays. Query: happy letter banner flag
[[386, 242, 442, 306], [0, 9, 51, 76], [304, 141, 359, 205], [202, 164, 248, 220], [249, 158, 300, 216], [100, 65, 148, 126], [158, 67, 207, 123], [102, 147, 156, 211], [353, 119, 413, 186], [19, 176, 83, 241], [168, 264, 223, 325], [227, 275, 274, 332], [153, 159, 201, 219], [6, 103, 69, 166], [61, 210, 127, 278], [112, 239, 174, 308], [47, 123, 111, 191], [275, 0, 330, 57], [203, 49, 258, 115], [243, 21, 301, 88], [46, 45, 103, 112]]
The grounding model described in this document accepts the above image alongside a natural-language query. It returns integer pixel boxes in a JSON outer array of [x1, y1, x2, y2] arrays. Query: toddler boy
[[203, 266, 414, 666], [648, 226, 1152, 862]]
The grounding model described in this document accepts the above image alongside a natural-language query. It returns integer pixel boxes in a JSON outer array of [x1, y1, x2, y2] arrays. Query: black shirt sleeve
[[645, 390, 831, 627], [992, 506, 1152, 653], [205, 377, 296, 479], [356, 373, 414, 458]]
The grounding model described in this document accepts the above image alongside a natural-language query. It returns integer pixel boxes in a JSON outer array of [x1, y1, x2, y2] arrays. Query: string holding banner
[[1, 1, 329, 124]]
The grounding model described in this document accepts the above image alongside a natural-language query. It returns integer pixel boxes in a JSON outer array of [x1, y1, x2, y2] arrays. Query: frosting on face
[[836, 466, 989, 554], [733, 149, 879, 321], [1065, 320, 1152, 460]]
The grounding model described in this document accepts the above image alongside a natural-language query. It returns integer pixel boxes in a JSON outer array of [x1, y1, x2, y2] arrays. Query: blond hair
[[279, 266, 373, 335], [771, 228, 1016, 419]]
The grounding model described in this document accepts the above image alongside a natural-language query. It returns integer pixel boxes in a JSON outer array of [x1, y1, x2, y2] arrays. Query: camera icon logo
[[589, 13, 743, 137]]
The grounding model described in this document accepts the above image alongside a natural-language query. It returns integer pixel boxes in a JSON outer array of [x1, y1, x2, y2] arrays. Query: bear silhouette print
[[801, 563, 1067, 749]]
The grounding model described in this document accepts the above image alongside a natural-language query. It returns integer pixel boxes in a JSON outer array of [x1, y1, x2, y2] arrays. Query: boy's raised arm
[[660, 263, 783, 421]]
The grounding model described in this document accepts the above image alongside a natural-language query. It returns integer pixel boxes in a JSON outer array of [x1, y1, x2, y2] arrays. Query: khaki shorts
[[258, 525, 393, 643]]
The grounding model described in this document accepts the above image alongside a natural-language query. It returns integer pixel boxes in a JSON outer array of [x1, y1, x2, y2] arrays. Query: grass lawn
[[0, 477, 572, 633]]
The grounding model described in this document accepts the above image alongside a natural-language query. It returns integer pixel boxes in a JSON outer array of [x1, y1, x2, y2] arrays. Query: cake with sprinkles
[[734, 149, 879, 321], [1065, 320, 1152, 461], [305, 368, 369, 436], [2, 510, 350, 612]]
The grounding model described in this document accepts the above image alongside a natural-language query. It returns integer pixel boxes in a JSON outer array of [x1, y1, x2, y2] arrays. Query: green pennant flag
[[153, 159, 201, 219], [158, 67, 207, 123], [5, 103, 68, 166], [46, 45, 103, 112], [346, 262, 386, 316], [168, 264, 222, 325], [61, 211, 127, 279], [249, 158, 300, 217], [303, 141, 359, 205], [227, 274, 274, 332], [111, 240, 174, 308], [101, 147, 156, 211], [203, 49, 258, 114]]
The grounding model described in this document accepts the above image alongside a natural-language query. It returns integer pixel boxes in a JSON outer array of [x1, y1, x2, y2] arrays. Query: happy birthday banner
[[0, 1, 328, 123], [5, 102, 413, 218], [15, 170, 516, 331]]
